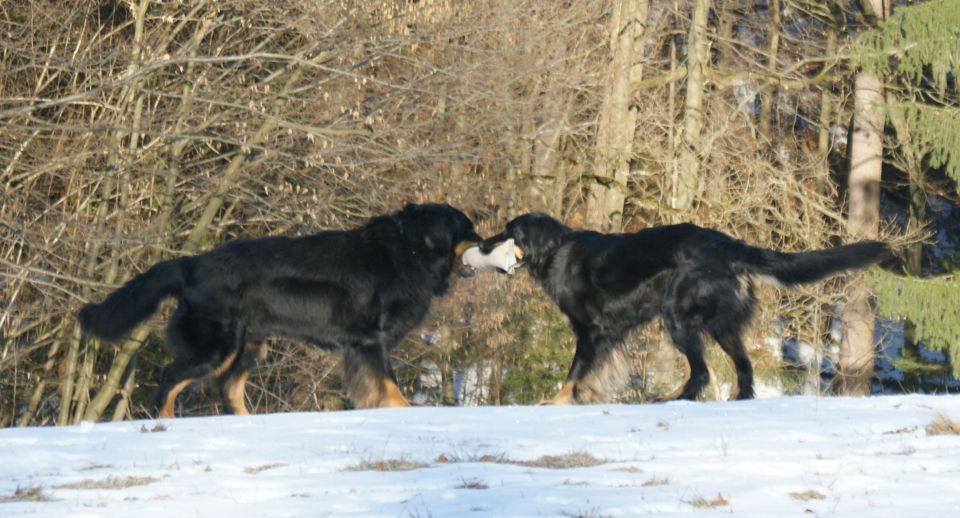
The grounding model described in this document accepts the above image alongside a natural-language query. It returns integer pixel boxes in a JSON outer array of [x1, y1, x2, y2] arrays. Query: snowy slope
[[1, 395, 958, 517]]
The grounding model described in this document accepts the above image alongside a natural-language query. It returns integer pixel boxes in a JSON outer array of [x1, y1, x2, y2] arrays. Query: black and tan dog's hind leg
[[154, 310, 245, 418], [341, 345, 412, 409], [155, 353, 235, 419], [217, 341, 269, 416]]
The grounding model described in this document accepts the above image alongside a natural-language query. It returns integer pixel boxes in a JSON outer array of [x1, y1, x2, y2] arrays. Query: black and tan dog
[[79, 203, 481, 417], [481, 213, 889, 404]]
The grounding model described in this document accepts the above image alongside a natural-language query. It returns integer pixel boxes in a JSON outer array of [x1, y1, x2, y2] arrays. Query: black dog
[[481, 213, 889, 403], [79, 203, 481, 417]]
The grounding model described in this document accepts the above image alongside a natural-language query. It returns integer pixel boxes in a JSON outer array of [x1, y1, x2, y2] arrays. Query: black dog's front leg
[[543, 323, 621, 405]]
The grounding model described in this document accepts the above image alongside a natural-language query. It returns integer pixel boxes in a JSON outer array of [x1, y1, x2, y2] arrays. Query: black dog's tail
[[78, 258, 187, 342], [737, 241, 890, 286]]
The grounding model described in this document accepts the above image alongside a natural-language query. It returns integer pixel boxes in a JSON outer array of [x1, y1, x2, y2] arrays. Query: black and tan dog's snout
[[454, 238, 480, 278]]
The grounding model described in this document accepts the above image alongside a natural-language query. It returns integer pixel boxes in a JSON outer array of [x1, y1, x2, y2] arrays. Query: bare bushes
[[2, 1, 875, 424]]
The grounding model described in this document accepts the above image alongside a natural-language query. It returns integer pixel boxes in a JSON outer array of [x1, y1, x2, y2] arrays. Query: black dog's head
[[400, 203, 482, 283], [480, 212, 570, 276]]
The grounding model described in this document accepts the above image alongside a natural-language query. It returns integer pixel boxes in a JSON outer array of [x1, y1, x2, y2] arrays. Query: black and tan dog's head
[[400, 203, 482, 281], [480, 212, 570, 274]]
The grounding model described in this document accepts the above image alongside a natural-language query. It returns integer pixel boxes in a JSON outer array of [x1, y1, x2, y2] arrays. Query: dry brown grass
[[641, 477, 670, 487], [926, 414, 960, 436], [455, 479, 489, 490], [685, 493, 730, 509], [560, 508, 611, 518], [0, 486, 51, 503], [243, 463, 287, 475], [342, 458, 429, 472], [436, 450, 605, 470], [56, 476, 159, 490], [790, 489, 827, 502], [515, 451, 606, 470]]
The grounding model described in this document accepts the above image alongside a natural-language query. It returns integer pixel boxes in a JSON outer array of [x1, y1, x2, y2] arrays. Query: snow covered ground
[[1, 395, 958, 517]]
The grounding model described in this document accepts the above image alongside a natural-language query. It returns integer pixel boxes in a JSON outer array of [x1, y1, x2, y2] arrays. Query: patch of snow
[[3, 396, 958, 516]]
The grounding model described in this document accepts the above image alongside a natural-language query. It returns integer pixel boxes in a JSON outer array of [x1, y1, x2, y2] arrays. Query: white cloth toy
[[461, 238, 522, 274]]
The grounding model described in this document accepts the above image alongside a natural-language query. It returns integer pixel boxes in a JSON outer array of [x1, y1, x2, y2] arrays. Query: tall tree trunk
[[841, 0, 887, 395], [816, 27, 838, 191], [531, 39, 575, 216], [715, 0, 739, 70], [673, 0, 709, 216], [759, 0, 781, 137], [585, 0, 647, 231], [486, 356, 502, 406]]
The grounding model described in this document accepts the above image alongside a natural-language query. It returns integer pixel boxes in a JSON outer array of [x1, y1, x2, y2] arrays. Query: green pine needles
[[853, 0, 960, 183], [869, 269, 960, 377], [853, 0, 960, 95]]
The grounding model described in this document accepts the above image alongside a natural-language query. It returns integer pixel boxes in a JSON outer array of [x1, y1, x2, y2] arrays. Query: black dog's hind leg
[[707, 276, 757, 400], [660, 270, 758, 402], [342, 344, 410, 409], [662, 314, 710, 401], [545, 324, 627, 405], [711, 330, 754, 400]]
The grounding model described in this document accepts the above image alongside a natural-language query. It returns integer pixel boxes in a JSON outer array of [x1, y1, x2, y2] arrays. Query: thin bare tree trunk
[[759, 0, 781, 137], [110, 352, 139, 421], [439, 324, 456, 406], [816, 28, 838, 190], [532, 47, 573, 215], [673, 0, 709, 214], [486, 357, 502, 406], [666, 23, 678, 221], [19, 326, 64, 426], [585, 0, 647, 231]]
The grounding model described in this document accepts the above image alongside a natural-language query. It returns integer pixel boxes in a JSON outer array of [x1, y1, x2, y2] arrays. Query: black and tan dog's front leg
[[342, 344, 411, 409]]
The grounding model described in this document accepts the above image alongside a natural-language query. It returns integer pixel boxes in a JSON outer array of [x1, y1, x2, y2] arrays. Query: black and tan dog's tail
[[78, 258, 187, 342], [738, 241, 890, 286]]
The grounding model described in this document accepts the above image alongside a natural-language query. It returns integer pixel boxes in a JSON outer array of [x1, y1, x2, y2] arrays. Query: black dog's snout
[[479, 232, 508, 254]]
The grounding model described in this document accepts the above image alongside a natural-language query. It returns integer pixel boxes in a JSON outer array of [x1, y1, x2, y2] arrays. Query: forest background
[[2, 0, 958, 427]]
